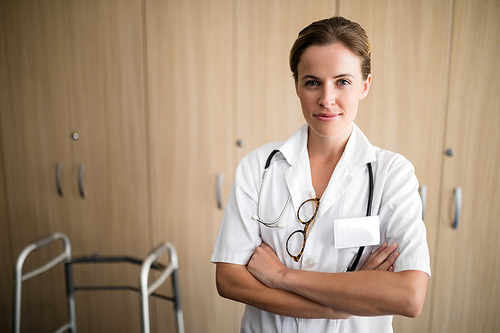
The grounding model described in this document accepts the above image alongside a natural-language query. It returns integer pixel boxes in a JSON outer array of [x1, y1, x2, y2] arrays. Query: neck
[[306, 124, 352, 162], [307, 125, 353, 198]]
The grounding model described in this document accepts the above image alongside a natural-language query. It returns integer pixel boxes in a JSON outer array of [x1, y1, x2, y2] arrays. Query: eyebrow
[[300, 73, 355, 81]]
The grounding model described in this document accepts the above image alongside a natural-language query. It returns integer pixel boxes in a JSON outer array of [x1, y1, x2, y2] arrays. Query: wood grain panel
[[235, 0, 337, 162], [61, 0, 149, 331], [431, 0, 500, 331], [0, 1, 73, 331], [145, 0, 235, 332], [62, 0, 149, 255]]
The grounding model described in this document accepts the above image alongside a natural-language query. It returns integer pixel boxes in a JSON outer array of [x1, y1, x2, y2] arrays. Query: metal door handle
[[419, 185, 427, 220], [56, 163, 64, 197], [453, 187, 462, 229], [78, 164, 85, 199], [216, 173, 224, 210]]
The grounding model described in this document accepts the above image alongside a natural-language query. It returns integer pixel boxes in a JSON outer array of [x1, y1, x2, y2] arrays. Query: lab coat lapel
[[317, 157, 353, 220], [279, 124, 312, 216], [318, 123, 376, 218], [284, 152, 312, 217]]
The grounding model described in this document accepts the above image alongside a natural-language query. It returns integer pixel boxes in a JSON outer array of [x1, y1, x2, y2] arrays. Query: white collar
[[278, 123, 376, 170], [276, 123, 376, 217]]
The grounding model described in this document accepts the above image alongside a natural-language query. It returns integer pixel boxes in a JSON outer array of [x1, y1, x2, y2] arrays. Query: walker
[[13, 232, 184, 333]]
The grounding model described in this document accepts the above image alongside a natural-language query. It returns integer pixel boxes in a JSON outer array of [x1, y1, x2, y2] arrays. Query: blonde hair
[[290, 16, 372, 81]]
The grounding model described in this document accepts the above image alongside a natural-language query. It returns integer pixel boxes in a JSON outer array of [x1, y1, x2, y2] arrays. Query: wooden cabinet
[[0, 2, 76, 330], [62, 1, 150, 331], [144, 0, 236, 331], [1, 1, 499, 332], [430, 0, 500, 331], [0, 0, 149, 331]]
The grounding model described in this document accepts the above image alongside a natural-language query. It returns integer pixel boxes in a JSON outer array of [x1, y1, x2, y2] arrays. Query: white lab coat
[[211, 123, 431, 333]]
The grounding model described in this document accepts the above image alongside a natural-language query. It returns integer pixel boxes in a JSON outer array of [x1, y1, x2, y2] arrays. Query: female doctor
[[211, 16, 430, 332]]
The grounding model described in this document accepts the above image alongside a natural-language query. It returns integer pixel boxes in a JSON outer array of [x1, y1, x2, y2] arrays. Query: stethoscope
[[251, 149, 374, 271]]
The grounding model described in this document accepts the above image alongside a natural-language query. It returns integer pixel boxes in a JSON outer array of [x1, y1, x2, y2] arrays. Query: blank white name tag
[[334, 216, 380, 249]]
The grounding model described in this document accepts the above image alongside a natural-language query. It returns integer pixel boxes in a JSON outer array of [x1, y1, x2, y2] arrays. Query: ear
[[359, 74, 372, 100]]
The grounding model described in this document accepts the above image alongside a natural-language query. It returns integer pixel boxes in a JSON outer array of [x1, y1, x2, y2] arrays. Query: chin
[[308, 123, 353, 141]]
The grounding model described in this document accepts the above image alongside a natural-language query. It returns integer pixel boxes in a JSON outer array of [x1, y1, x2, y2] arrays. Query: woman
[[212, 16, 430, 332]]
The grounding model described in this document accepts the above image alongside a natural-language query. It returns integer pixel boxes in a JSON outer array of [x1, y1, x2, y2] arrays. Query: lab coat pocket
[[334, 216, 380, 249]]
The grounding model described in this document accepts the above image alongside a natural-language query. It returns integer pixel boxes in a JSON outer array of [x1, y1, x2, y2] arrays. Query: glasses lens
[[287, 230, 305, 257], [298, 199, 318, 222]]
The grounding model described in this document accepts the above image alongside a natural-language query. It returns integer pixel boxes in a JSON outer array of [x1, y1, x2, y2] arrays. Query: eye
[[304, 80, 320, 87], [337, 79, 351, 86]]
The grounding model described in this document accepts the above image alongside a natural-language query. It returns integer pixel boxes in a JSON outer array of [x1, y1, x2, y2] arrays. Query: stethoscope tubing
[[254, 150, 290, 228], [346, 162, 374, 272]]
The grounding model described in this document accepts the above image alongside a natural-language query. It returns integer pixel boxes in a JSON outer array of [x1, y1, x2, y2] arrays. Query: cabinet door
[[61, 0, 150, 331], [0, 1, 73, 331], [235, 0, 337, 161], [145, 0, 235, 332], [338, 1, 453, 332], [431, 0, 500, 331]]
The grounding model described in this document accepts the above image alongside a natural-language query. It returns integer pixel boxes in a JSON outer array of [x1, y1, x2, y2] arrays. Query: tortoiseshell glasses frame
[[286, 198, 320, 262]]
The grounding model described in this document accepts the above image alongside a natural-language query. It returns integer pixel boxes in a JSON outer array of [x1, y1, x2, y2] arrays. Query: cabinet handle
[[453, 187, 462, 229], [419, 185, 427, 220], [78, 164, 85, 199], [216, 173, 224, 210], [56, 163, 64, 197]]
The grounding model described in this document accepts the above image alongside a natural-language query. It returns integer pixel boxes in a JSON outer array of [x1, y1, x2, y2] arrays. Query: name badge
[[334, 216, 380, 249]]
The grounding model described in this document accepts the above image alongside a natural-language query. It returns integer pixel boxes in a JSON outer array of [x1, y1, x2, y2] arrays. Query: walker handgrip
[[18, 233, 72, 282], [33, 233, 59, 250], [151, 243, 169, 259], [150, 243, 178, 267]]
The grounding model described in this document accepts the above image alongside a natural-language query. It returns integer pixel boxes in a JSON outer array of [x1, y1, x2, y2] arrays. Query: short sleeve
[[376, 154, 431, 277], [211, 154, 263, 265]]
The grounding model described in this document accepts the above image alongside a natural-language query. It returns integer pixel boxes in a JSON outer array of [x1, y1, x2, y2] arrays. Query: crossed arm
[[216, 242, 428, 320]]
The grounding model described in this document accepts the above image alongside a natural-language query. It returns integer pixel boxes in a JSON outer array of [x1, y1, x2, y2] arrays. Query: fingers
[[374, 242, 399, 271], [375, 249, 399, 271], [370, 242, 389, 257], [360, 242, 399, 271]]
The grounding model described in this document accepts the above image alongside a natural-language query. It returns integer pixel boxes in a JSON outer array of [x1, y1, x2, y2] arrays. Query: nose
[[318, 86, 335, 108]]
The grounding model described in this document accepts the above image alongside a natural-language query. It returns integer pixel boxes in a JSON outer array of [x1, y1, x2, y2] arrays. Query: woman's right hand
[[359, 242, 399, 272]]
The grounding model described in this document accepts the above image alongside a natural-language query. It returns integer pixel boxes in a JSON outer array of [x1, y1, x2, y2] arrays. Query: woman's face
[[295, 43, 371, 143]]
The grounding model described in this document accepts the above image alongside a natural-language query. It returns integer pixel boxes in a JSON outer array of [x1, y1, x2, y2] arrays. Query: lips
[[314, 113, 341, 121]]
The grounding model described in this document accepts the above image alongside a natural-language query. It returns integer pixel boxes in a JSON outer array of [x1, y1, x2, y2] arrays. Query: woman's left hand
[[247, 242, 287, 289], [359, 242, 399, 272]]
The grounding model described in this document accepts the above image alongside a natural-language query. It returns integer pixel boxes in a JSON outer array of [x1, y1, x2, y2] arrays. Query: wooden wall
[[1, 1, 499, 332]]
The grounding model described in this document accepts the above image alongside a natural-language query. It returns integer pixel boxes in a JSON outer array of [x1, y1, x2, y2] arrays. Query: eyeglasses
[[286, 198, 320, 262]]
